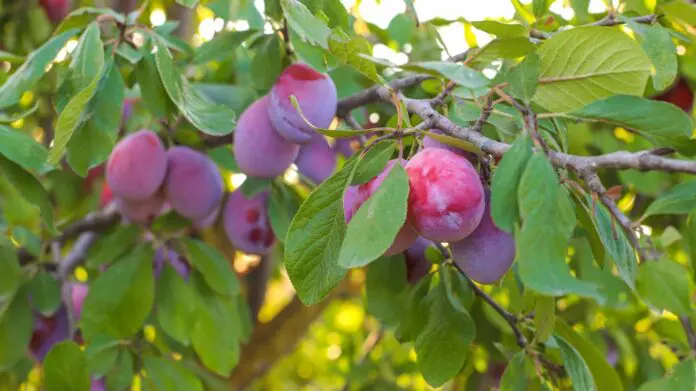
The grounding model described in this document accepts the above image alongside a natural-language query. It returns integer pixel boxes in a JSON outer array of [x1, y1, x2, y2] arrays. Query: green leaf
[[137, 52, 176, 119], [534, 294, 555, 343], [106, 349, 134, 391], [181, 238, 240, 297], [533, 0, 552, 17], [84, 336, 120, 376], [470, 38, 536, 68], [471, 21, 528, 38], [0, 29, 79, 109], [156, 265, 199, 345], [570, 95, 694, 153], [268, 184, 298, 242], [27, 271, 61, 316], [143, 356, 204, 391], [666, 359, 696, 390], [642, 24, 678, 91], [351, 142, 394, 185], [191, 278, 241, 376], [285, 158, 358, 305], [408, 61, 489, 90], [54, 8, 125, 35], [584, 194, 637, 289], [0, 155, 55, 233], [154, 40, 236, 135], [637, 259, 691, 315], [67, 59, 124, 176], [535, 26, 651, 112], [415, 282, 475, 387], [554, 319, 623, 391], [0, 125, 48, 171], [281, 0, 332, 49], [0, 51, 24, 64], [43, 341, 90, 391], [0, 290, 32, 369], [643, 181, 696, 219], [86, 225, 140, 268], [556, 336, 596, 391], [0, 101, 40, 124], [48, 23, 105, 165], [194, 84, 258, 117], [0, 246, 22, 300], [365, 254, 408, 327], [500, 352, 531, 391], [329, 33, 381, 84], [338, 164, 409, 268], [491, 135, 533, 232], [516, 153, 599, 299], [250, 35, 283, 89], [81, 245, 155, 340], [175, 0, 199, 8], [507, 52, 539, 104], [193, 30, 257, 65], [395, 277, 431, 342], [239, 177, 272, 199]]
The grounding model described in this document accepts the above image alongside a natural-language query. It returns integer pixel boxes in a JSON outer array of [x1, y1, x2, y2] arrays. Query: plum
[[296, 135, 337, 184], [653, 78, 694, 112], [91, 378, 106, 391], [451, 189, 515, 284], [268, 63, 338, 143], [422, 129, 475, 160], [29, 306, 70, 362], [153, 248, 190, 279], [40, 0, 71, 23], [65, 282, 88, 321], [403, 237, 435, 284], [333, 137, 363, 158], [343, 160, 418, 256], [122, 98, 138, 123], [406, 148, 485, 242], [114, 192, 165, 224], [234, 96, 300, 178], [194, 206, 220, 229], [164, 147, 223, 221], [106, 130, 167, 201], [223, 191, 275, 255]]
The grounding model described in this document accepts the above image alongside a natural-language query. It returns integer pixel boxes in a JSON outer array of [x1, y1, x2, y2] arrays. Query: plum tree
[[268, 63, 338, 143], [344, 160, 418, 255], [106, 130, 167, 201], [422, 129, 475, 160], [153, 248, 190, 279], [39, 0, 71, 23], [114, 192, 165, 224], [29, 307, 69, 362], [403, 237, 435, 284], [164, 147, 223, 221], [295, 135, 337, 184], [234, 96, 300, 178], [451, 189, 515, 284], [406, 148, 485, 242], [223, 191, 275, 255]]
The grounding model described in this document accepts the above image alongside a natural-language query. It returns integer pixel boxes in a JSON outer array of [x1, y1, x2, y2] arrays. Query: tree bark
[[111, 0, 138, 13]]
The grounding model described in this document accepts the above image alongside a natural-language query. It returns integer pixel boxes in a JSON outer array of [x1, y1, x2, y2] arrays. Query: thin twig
[[341, 328, 383, 391], [679, 316, 696, 354]]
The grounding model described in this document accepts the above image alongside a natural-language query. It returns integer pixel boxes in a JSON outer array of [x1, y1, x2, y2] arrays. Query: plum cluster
[[106, 130, 223, 226], [345, 134, 516, 285], [235, 63, 358, 183]]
